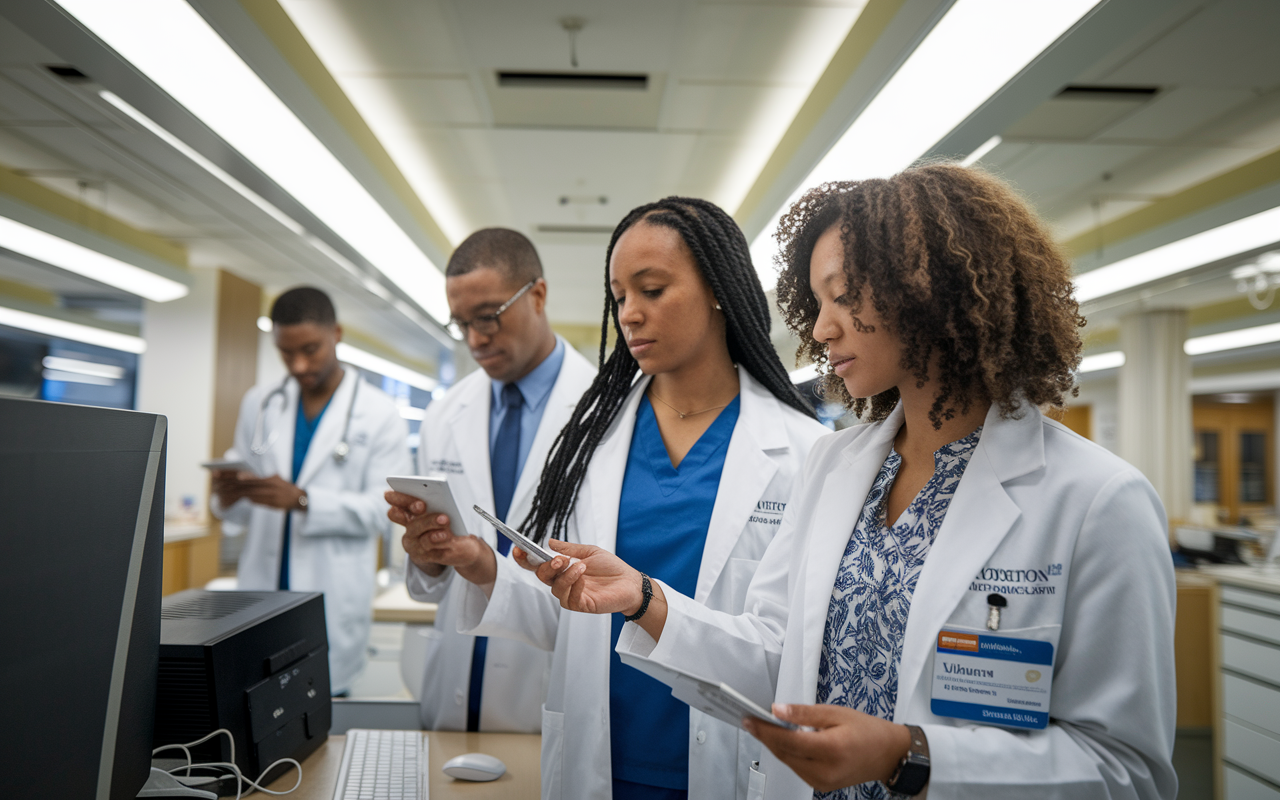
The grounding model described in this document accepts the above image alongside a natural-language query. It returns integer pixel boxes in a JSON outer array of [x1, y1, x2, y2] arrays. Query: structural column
[[1118, 309, 1192, 524]]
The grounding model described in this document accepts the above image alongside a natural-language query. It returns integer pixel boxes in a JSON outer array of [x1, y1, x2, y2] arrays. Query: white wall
[[136, 267, 218, 521]]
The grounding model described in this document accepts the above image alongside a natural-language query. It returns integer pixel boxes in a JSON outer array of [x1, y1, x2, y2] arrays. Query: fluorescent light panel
[[0, 305, 146, 353], [1077, 351, 1124, 373], [1185, 322, 1280, 356], [961, 135, 1002, 167], [337, 342, 437, 392], [0, 215, 187, 302], [43, 368, 116, 385], [1074, 205, 1280, 303], [42, 355, 125, 379], [750, 0, 1101, 288], [56, 0, 449, 323]]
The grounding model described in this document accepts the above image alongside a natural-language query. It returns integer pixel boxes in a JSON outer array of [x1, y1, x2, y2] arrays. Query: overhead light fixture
[[961, 135, 1002, 167], [1185, 322, 1280, 356], [789, 363, 821, 384], [0, 305, 146, 353], [336, 342, 437, 392], [41, 355, 125, 379], [55, 0, 450, 324], [0, 215, 188, 302], [1077, 351, 1125, 373], [749, 0, 1102, 288], [42, 368, 116, 385], [397, 405, 426, 421], [99, 90, 305, 236], [1074, 205, 1280, 303]]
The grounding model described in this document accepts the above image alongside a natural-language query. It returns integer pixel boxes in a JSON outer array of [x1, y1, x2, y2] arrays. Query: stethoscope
[[250, 367, 359, 463]]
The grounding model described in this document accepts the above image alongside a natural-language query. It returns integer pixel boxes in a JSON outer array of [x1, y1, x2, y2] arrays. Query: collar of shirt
[[490, 336, 565, 413]]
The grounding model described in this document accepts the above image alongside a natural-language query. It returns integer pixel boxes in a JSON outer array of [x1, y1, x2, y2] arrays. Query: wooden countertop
[[262, 731, 540, 799], [372, 582, 437, 624]]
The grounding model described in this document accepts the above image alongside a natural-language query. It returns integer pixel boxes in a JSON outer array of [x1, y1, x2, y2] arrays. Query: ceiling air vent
[[498, 71, 648, 90], [536, 224, 616, 235], [1056, 85, 1159, 99], [45, 65, 91, 83]]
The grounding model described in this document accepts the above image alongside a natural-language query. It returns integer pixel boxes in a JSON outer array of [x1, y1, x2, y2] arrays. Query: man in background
[[214, 286, 411, 695], [387, 228, 595, 731]]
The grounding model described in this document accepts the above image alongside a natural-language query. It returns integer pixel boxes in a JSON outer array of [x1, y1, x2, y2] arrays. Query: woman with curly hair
[[531, 164, 1177, 800]]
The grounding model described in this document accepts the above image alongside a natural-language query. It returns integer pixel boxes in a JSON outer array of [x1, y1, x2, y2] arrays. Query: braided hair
[[522, 196, 815, 544]]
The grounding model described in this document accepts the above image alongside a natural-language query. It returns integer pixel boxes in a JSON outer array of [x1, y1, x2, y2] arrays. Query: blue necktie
[[467, 383, 523, 731]]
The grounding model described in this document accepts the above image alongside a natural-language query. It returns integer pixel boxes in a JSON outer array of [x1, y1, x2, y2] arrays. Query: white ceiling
[[279, 0, 865, 324]]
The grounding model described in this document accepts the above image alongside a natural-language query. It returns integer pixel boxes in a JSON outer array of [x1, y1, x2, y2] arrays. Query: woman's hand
[[386, 490, 496, 585], [512, 540, 640, 613], [742, 704, 914, 794]]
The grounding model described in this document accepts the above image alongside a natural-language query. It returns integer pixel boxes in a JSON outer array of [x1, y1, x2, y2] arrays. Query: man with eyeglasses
[[386, 227, 596, 733]]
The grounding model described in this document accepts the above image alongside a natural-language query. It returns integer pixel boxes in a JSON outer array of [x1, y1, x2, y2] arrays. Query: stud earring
[[713, 303, 722, 311]]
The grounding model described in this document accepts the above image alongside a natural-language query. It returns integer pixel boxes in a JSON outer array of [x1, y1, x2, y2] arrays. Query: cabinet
[[1213, 572, 1280, 798]]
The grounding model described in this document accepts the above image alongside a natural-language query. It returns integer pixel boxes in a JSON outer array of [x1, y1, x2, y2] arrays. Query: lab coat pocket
[[747, 760, 766, 800], [541, 705, 565, 799]]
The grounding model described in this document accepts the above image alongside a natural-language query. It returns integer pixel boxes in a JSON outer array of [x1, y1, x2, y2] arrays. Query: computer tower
[[154, 590, 331, 779]]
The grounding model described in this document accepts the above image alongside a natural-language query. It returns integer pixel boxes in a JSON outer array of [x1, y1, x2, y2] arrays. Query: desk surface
[[263, 731, 540, 799], [372, 582, 437, 624]]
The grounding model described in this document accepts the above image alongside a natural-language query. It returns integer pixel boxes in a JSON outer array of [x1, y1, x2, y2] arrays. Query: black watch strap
[[884, 725, 930, 797], [623, 573, 652, 622]]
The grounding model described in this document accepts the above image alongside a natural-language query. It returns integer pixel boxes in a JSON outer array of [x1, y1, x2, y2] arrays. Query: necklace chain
[[648, 390, 729, 420]]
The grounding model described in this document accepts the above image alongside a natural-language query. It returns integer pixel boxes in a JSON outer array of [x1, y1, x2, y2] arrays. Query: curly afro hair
[[773, 162, 1084, 428]]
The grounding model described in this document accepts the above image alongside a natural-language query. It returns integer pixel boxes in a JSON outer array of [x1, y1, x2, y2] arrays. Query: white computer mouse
[[441, 752, 507, 782]]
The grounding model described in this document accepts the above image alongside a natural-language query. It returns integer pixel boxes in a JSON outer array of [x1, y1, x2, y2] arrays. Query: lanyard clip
[[986, 593, 1007, 631]]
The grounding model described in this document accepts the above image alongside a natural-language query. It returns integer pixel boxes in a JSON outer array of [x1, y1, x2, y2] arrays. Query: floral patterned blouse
[[814, 427, 982, 800]]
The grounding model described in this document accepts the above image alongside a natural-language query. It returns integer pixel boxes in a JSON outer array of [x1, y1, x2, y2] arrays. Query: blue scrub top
[[609, 394, 741, 793], [279, 392, 332, 590]]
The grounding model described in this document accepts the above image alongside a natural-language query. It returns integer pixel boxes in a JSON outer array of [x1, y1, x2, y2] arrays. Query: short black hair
[[446, 228, 543, 284], [271, 286, 337, 327]]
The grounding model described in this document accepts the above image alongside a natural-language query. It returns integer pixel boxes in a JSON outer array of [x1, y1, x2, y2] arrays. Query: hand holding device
[[740, 703, 916, 794], [386, 475, 469, 536], [201, 458, 255, 474]]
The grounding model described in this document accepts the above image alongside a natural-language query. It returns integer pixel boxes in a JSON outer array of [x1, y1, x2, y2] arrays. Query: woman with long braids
[[392, 196, 828, 800], [530, 165, 1176, 800]]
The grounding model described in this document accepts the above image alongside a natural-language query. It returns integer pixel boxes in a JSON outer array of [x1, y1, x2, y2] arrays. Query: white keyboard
[[332, 729, 428, 800]]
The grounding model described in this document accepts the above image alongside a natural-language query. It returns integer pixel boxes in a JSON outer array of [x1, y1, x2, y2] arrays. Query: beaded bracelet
[[623, 573, 653, 622]]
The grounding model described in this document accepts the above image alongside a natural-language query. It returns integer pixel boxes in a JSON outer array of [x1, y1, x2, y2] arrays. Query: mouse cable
[[152, 728, 303, 799]]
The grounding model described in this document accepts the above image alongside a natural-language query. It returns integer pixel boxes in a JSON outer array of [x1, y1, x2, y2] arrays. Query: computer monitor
[[0, 396, 166, 799]]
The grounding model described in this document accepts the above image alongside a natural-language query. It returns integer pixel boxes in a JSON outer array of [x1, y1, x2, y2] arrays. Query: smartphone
[[201, 459, 255, 474], [386, 475, 470, 537], [471, 505, 559, 566], [698, 683, 808, 732]]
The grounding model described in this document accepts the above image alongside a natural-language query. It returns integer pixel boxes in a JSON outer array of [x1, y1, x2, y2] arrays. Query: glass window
[[1194, 430, 1219, 503], [1239, 431, 1268, 504]]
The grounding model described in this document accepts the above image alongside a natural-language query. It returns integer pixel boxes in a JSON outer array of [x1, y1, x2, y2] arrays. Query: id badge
[[930, 629, 1053, 730]]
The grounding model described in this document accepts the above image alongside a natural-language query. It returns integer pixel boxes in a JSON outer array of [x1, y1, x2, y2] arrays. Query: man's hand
[[742, 704, 915, 794], [239, 475, 306, 511], [212, 469, 251, 507], [385, 490, 497, 585]]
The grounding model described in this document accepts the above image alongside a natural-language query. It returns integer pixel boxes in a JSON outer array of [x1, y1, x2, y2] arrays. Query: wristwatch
[[296, 491, 308, 510], [884, 725, 930, 797]]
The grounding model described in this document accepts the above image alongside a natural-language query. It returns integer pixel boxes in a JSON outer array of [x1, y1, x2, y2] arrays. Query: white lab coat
[[457, 368, 828, 800], [214, 369, 411, 693], [618, 401, 1178, 800], [404, 340, 597, 732]]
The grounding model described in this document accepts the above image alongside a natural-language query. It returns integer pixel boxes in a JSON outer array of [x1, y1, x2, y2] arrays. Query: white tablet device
[[471, 505, 558, 566], [386, 475, 470, 537], [201, 459, 255, 474], [618, 651, 811, 733]]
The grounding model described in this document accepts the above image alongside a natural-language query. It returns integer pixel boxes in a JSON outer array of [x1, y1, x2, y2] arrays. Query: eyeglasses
[[450, 280, 536, 337]]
